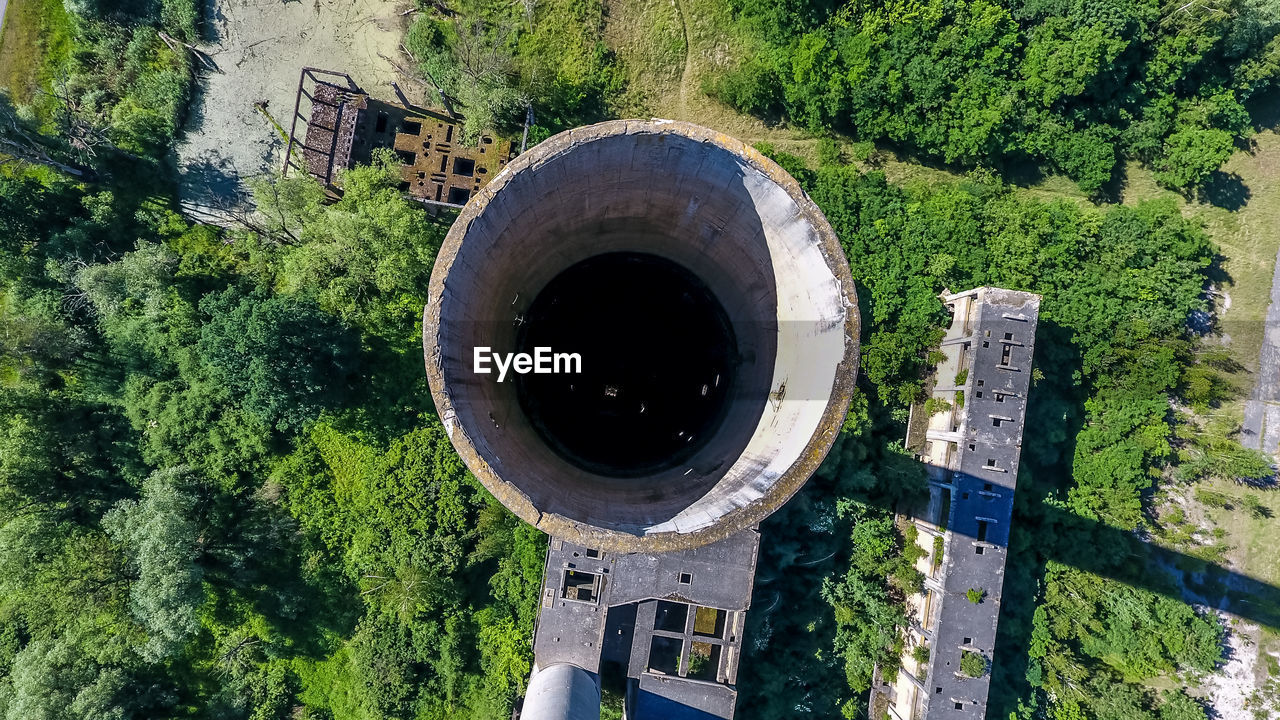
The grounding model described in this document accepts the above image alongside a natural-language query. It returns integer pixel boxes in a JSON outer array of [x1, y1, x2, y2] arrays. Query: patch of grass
[[911, 644, 930, 664], [1191, 470, 1280, 656], [693, 606, 718, 635], [1248, 666, 1279, 720], [1122, 121, 1280, 395], [0, 0, 72, 112], [923, 396, 952, 416], [602, 0, 810, 150], [1196, 487, 1235, 509], [603, 0, 685, 114]]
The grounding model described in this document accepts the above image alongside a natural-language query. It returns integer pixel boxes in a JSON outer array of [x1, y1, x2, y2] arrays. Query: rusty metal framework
[[282, 67, 362, 183], [282, 67, 516, 208]]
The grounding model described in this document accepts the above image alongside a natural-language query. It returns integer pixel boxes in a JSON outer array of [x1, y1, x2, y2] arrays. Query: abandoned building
[[421, 120, 862, 719], [283, 67, 516, 207], [872, 287, 1041, 720], [528, 532, 759, 718]]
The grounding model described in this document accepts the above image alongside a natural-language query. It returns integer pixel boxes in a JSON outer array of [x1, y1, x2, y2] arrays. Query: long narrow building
[[876, 287, 1040, 720]]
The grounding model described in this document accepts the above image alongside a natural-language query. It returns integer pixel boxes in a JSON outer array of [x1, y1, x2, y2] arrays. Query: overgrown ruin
[[285, 67, 515, 207]]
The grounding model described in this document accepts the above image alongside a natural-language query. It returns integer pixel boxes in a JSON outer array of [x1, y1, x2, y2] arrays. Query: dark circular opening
[[515, 252, 738, 477]]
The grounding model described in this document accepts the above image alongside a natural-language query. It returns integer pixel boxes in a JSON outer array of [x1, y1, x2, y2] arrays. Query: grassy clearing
[[1197, 135, 1280, 386], [1119, 96, 1280, 386], [1190, 472, 1280, 682], [601, 0, 1086, 192], [603, 0, 685, 114], [604, 0, 807, 146], [0, 0, 71, 108]]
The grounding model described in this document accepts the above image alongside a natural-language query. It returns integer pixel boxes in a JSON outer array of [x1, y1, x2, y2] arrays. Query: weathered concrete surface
[[423, 119, 859, 552], [1243, 246, 1280, 455], [920, 288, 1041, 720]]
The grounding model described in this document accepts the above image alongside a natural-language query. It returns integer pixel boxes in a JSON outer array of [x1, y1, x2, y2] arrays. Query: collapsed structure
[[422, 120, 860, 718], [874, 287, 1040, 720], [284, 67, 515, 207]]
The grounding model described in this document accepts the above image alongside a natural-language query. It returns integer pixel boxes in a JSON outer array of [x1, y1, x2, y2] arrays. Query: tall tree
[[103, 466, 206, 662]]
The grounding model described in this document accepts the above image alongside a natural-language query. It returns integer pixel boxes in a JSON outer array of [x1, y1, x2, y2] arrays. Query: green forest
[[713, 0, 1280, 194], [1, 0, 1278, 719]]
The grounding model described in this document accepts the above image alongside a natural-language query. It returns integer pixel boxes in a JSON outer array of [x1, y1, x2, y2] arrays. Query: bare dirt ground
[[1203, 617, 1263, 719], [175, 0, 415, 218]]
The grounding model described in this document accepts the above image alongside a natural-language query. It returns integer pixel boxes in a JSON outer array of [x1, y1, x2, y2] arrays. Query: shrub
[[1241, 494, 1268, 520], [923, 397, 952, 416], [1194, 487, 1233, 510], [960, 651, 986, 678], [966, 588, 985, 604], [817, 138, 843, 167], [847, 141, 877, 163], [704, 58, 783, 117]]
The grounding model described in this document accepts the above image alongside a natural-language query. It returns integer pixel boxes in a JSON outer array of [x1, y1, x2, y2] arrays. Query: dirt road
[[176, 0, 411, 218]]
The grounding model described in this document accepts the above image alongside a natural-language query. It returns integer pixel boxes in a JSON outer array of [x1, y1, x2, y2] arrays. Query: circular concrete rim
[[422, 118, 860, 552]]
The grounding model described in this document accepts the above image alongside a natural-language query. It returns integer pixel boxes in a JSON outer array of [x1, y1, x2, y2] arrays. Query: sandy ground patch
[[1202, 617, 1262, 720], [175, 0, 416, 217]]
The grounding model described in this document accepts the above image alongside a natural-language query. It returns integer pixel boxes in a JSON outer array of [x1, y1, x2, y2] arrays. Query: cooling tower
[[422, 119, 859, 552]]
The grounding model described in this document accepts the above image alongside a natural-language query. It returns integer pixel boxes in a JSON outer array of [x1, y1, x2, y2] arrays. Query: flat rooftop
[[532, 530, 761, 719], [921, 287, 1041, 720]]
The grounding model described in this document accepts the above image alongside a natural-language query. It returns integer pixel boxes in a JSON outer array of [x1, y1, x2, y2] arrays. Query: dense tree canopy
[[0, 108, 541, 718], [713, 0, 1280, 192], [103, 466, 206, 662]]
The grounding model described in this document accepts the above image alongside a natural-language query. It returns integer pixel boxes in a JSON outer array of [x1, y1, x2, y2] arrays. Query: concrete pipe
[[521, 664, 601, 720]]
